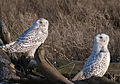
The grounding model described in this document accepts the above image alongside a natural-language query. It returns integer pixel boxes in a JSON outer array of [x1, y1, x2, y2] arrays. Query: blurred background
[[0, 0, 120, 63]]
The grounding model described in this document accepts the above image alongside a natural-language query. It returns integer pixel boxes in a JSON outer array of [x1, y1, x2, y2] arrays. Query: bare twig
[[68, 64, 75, 79], [58, 61, 74, 70]]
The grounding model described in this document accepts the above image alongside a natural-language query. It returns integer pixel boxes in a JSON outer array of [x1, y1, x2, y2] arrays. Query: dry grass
[[0, 0, 120, 62]]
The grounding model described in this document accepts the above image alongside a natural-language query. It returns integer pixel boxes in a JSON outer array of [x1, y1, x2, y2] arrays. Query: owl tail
[[0, 42, 15, 52], [72, 71, 85, 81]]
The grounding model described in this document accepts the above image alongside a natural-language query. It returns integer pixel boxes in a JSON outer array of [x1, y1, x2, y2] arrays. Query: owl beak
[[43, 25, 46, 27]]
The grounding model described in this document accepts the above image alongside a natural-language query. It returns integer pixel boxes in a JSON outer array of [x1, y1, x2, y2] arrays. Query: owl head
[[33, 18, 49, 31], [94, 33, 109, 46]]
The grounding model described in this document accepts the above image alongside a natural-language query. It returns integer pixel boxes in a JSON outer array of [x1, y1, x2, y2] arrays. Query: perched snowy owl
[[1, 18, 49, 58], [72, 33, 110, 81]]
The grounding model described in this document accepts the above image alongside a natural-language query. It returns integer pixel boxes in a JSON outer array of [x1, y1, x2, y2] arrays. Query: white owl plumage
[[1, 18, 49, 58], [72, 33, 110, 81]]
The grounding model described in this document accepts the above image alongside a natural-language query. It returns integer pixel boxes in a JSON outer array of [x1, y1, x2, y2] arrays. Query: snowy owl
[[1, 18, 49, 58], [72, 33, 110, 81]]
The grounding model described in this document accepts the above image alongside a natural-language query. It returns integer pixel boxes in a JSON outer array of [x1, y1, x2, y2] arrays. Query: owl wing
[[84, 50, 104, 68], [10, 27, 45, 52], [72, 51, 106, 81], [17, 28, 41, 46], [82, 51, 106, 77], [83, 54, 95, 68]]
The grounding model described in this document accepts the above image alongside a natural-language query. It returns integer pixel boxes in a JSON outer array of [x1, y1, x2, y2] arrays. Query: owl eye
[[99, 36, 102, 39], [39, 21, 42, 24]]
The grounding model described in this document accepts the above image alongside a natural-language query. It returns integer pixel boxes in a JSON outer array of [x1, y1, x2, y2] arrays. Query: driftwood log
[[34, 44, 74, 84]]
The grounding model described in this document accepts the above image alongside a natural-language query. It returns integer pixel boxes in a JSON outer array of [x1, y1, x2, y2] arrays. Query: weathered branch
[[0, 21, 11, 44], [34, 44, 74, 84]]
